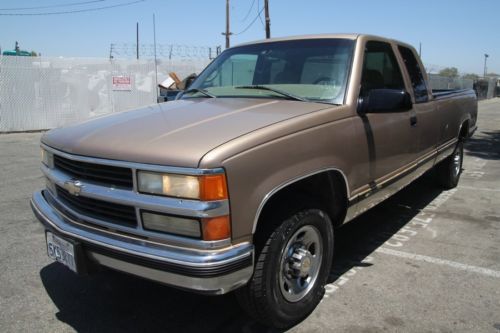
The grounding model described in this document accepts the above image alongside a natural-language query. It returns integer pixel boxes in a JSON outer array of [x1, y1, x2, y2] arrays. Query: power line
[[0, 0, 144, 16], [0, 0, 105, 11], [234, 6, 264, 35], [241, 0, 255, 21], [257, 0, 265, 27]]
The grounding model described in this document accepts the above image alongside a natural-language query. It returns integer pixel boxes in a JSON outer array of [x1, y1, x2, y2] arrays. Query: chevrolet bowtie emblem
[[63, 179, 83, 196]]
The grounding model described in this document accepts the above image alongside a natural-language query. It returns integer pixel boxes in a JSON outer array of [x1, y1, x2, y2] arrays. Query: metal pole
[[153, 14, 159, 102], [419, 42, 422, 57], [224, 0, 231, 48], [136, 22, 139, 60], [484, 54, 489, 77], [264, 0, 270, 39]]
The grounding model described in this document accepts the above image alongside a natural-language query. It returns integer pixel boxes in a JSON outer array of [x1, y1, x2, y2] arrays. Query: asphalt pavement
[[0, 98, 499, 332]]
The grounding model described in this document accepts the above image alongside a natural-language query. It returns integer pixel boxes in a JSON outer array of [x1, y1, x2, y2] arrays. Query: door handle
[[410, 116, 417, 127]]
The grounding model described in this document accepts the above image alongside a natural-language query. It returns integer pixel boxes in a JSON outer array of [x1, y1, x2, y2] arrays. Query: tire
[[436, 140, 463, 189], [236, 209, 334, 329]]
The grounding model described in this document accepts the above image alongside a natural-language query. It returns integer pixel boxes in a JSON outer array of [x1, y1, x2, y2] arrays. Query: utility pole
[[109, 43, 114, 59], [136, 22, 139, 60], [419, 42, 422, 57], [484, 53, 489, 77], [264, 0, 271, 39], [222, 0, 232, 48], [153, 14, 159, 102]]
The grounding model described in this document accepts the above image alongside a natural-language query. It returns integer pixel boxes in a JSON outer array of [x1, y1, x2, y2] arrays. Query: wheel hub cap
[[290, 248, 313, 278], [453, 147, 462, 177], [279, 225, 323, 302]]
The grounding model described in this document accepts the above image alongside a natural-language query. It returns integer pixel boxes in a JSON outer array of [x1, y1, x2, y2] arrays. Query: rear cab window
[[398, 46, 429, 103], [212, 54, 258, 86]]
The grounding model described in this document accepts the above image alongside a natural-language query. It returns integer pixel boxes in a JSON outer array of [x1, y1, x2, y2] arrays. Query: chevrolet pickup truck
[[31, 34, 477, 328]]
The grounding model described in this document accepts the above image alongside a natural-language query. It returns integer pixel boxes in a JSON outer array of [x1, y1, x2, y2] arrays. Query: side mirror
[[359, 89, 412, 113]]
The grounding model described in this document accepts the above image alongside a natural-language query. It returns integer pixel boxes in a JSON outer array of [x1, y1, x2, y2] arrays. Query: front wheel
[[436, 140, 464, 189], [236, 209, 334, 329]]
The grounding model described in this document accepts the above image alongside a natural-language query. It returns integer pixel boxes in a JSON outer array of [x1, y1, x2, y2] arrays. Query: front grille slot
[[56, 185, 137, 227], [54, 155, 133, 189]]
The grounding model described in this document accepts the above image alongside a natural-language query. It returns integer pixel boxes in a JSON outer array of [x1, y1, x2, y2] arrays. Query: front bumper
[[31, 190, 254, 295]]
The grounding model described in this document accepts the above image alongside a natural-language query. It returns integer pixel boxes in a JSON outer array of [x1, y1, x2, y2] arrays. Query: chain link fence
[[427, 74, 474, 90], [0, 56, 209, 132], [425, 63, 499, 99], [426, 74, 499, 100], [1, 54, 498, 132], [110, 43, 221, 60]]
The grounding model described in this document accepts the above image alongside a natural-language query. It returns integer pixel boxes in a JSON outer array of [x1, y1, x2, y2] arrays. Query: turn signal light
[[202, 216, 231, 241], [199, 174, 228, 201]]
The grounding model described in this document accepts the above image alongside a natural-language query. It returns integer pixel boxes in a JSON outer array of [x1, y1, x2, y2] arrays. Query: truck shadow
[[329, 172, 443, 283], [464, 130, 500, 160], [40, 173, 445, 333]]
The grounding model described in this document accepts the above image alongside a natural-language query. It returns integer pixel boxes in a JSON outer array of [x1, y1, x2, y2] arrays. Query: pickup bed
[[31, 34, 477, 329]]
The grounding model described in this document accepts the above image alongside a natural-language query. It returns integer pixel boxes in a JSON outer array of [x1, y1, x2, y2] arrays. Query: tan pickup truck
[[31, 34, 477, 328]]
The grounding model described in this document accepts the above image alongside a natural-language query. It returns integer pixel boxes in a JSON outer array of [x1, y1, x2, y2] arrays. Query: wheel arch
[[458, 119, 470, 140], [251, 168, 350, 236]]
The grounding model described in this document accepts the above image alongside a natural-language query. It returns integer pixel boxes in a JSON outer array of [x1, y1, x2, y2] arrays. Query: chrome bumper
[[31, 190, 254, 295]]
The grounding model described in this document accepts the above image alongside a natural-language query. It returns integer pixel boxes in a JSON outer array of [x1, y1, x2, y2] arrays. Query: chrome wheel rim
[[452, 146, 462, 178], [279, 225, 323, 302]]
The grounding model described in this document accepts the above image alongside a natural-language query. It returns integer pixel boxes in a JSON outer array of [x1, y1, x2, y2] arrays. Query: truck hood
[[42, 98, 330, 168]]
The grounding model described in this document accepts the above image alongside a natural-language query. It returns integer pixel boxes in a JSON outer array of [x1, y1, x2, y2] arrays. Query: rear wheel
[[436, 140, 463, 189], [236, 209, 334, 329]]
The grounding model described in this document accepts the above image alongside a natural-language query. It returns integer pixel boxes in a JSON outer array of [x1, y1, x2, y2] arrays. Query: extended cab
[[31, 34, 477, 329]]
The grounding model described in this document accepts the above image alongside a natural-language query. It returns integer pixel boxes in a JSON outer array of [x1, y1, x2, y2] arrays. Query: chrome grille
[[54, 155, 133, 189], [56, 185, 137, 227]]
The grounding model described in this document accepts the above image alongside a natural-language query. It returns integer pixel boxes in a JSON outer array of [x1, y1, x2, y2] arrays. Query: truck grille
[[54, 155, 133, 189], [56, 185, 137, 227]]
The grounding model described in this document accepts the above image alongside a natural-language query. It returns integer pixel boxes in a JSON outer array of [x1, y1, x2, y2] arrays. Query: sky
[[0, 0, 498, 75]]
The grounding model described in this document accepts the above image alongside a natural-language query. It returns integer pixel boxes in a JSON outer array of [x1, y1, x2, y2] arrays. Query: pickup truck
[[31, 34, 477, 329]]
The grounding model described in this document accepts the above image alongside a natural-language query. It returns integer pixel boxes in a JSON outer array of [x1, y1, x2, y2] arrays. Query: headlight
[[41, 148, 54, 168], [137, 171, 228, 201], [138, 172, 199, 198]]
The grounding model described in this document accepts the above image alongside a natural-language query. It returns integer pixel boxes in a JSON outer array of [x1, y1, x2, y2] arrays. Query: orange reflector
[[199, 174, 228, 201], [202, 216, 231, 241]]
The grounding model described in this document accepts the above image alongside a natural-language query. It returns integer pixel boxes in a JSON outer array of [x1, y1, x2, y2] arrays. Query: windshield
[[185, 38, 355, 104]]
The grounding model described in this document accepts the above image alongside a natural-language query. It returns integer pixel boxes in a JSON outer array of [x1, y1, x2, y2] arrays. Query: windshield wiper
[[182, 88, 216, 98], [235, 85, 308, 102]]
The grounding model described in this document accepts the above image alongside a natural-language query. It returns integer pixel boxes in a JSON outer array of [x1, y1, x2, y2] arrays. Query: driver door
[[355, 40, 418, 185]]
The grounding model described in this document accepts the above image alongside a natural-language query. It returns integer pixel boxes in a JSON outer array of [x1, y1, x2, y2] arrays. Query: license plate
[[46, 232, 77, 273]]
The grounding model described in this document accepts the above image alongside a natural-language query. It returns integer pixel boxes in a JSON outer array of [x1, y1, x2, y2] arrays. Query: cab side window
[[361, 41, 405, 97], [398, 46, 429, 103]]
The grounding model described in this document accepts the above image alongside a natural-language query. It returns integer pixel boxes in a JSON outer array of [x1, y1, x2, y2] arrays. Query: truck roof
[[234, 33, 410, 49]]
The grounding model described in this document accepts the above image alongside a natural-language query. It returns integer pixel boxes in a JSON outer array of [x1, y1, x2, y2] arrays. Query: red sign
[[112, 76, 132, 91]]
